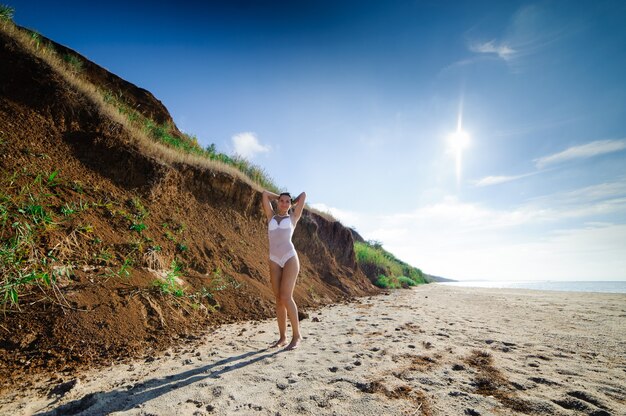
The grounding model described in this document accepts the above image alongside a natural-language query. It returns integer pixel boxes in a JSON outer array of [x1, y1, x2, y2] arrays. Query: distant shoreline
[[437, 279, 626, 294]]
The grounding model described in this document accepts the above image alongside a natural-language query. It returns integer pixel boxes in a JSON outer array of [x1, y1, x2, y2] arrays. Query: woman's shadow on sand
[[35, 348, 281, 416]]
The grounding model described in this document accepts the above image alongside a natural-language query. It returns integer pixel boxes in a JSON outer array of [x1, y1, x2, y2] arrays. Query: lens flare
[[447, 97, 471, 187]]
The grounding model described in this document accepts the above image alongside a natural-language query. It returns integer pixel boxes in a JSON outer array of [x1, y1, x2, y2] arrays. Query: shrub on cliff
[[354, 241, 426, 288]]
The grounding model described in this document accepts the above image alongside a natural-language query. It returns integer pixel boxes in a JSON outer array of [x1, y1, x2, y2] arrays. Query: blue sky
[[9, 0, 626, 281]]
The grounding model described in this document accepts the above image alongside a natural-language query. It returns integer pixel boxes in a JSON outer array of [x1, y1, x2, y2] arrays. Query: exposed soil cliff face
[[0, 26, 378, 390]]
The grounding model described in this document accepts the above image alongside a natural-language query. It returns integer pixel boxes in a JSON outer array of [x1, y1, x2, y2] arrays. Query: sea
[[438, 280, 626, 294]]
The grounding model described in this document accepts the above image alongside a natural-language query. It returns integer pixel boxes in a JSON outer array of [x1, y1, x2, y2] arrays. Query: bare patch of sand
[[2, 285, 625, 415]]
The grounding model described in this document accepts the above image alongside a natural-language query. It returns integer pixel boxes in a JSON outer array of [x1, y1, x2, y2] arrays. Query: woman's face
[[278, 195, 292, 212]]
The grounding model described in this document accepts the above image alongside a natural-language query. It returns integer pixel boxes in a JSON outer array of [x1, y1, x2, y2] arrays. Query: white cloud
[[534, 139, 626, 168], [469, 40, 515, 61], [474, 172, 537, 187], [315, 187, 626, 281], [231, 132, 270, 159]]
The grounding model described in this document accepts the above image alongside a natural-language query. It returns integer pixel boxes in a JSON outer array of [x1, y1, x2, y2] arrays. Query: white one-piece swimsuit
[[268, 214, 297, 268]]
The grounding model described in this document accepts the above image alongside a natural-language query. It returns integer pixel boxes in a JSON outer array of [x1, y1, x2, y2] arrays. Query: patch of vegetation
[[150, 263, 240, 314], [152, 260, 185, 297], [130, 222, 147, 233], [204, 267, 242, 298], [100, 89, 281, 193], [129, 197, 147, 219], [62, 53, 83, 73], [374, 274, 401, 289], [397, 275, 418, 287], [116, 257, 133, 278], [45, 170, 60, 188], [29, 31, 41, 50], [94, 248, 114, 266], [164, 230, 175, 241], [60, 202, 77, 216], [0, 4, 14, 22], [0, 171, 72, 308], [355, 240, 426, 289], [71, 180, 84, 194], [0, 169, 157, 308]]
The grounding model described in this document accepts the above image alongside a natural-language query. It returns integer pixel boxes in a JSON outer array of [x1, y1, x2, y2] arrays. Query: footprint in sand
[[185, 399, 205, 408], [529, 376, 559, 386], [234, 403, 263, 411], [553, 397, 594, 413], [565, 391, 611, 412]]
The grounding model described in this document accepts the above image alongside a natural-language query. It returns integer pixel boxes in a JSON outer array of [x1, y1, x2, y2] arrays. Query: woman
[[262, 190, 306, 350]]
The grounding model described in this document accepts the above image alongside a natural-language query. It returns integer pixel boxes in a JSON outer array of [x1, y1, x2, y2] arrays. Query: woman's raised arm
[[292, 192, 307, 223], [262, 190, 279, 221]]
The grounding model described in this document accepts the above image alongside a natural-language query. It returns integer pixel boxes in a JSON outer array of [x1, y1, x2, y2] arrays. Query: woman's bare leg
[[280, 255, 302, 350], [269, 260, 288, 347]]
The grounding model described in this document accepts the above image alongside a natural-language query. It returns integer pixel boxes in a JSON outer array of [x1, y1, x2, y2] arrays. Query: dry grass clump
[[356, 379, 432, 415], [142, 246, 165, 271], [465, 350, 534, 414]]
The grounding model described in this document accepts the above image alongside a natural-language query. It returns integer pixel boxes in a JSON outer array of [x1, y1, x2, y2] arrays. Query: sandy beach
[[2, 284, 625, 416]]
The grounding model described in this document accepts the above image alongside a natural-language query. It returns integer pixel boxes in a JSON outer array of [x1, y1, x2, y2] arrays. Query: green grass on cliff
[[0, 4, 14, 21], [101, 91, 281, 194], [354, 241, 427, 289]]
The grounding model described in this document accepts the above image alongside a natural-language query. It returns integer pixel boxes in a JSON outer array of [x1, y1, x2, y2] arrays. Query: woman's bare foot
[[284, 337, 302, 351], [270, 338, 288, 348]]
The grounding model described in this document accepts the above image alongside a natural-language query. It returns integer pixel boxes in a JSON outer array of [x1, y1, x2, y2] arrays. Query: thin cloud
[[528, 179, 626, 219], [474, 172, 538, 187], [231, 132, 270, 159], [468, 40, 515, 61], [504, 5, 576, 59], [462, 4, 580, 73], [534, 139, 626, 168], [480, 140, 626, 189], [542, 180, 626, 204]]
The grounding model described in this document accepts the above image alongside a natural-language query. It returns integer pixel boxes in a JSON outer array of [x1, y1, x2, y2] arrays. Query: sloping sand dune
[[3, 284, 625, 415]]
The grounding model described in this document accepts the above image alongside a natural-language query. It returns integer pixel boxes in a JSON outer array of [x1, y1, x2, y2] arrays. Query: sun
[[448, 129, 470, 152]]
